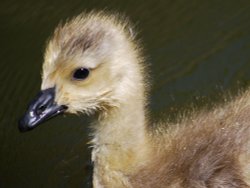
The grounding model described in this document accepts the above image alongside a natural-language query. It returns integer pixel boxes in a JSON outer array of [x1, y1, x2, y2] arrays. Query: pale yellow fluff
[[41, 11, 250, 188]]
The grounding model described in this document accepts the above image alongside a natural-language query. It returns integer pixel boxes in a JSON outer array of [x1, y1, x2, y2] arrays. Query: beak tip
[[18, 126, 29, 133], [18, 118, 31, 132]]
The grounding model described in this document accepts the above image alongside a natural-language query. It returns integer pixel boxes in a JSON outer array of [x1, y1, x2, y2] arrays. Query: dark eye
[[72, 68, 90, 80]]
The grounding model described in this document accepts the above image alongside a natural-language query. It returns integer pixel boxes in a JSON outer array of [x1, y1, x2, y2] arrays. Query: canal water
[[1, 1, 250, 187]]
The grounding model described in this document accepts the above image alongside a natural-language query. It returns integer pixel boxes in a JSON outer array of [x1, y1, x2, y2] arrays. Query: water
[[1, 1, 250, 187]]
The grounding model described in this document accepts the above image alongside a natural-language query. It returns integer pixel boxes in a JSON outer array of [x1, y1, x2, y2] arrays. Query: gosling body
[[19, 11, 250, 188]]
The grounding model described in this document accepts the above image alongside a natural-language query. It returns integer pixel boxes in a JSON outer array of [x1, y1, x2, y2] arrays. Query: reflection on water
[[1, 1, 250, 187]]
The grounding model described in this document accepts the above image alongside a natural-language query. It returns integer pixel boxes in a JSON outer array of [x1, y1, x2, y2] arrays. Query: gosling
[[19, 11, 250, 188]]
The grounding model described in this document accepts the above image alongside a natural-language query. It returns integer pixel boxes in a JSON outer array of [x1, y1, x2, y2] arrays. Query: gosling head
[[19, 12, 145, 132]]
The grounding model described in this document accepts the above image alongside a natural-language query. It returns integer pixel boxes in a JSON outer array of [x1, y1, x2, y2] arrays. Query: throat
[[90, 101, 149, 187]]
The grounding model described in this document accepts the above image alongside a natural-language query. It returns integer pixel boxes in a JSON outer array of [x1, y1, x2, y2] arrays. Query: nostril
[[36, 105, 47, 115]]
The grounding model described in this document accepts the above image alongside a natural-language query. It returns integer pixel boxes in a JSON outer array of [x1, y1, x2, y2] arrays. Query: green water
[[1, 1, 250, 187]]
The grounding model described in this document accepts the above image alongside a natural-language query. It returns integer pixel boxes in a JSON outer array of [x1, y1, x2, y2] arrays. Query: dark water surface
[[1, 1, 250, 187]]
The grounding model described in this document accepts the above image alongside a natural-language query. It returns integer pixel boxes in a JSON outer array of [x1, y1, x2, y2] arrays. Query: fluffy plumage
[[40, 11, 250, 187]]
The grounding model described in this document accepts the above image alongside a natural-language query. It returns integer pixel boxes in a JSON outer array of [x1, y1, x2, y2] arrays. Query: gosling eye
[[72, 68, 90, 80]]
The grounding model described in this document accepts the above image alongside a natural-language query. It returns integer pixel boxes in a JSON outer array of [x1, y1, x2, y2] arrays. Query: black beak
[[18, 87, 68, 132]]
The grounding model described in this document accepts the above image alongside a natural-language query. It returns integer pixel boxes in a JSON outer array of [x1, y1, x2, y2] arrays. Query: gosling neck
[[90, 94, 149, 187], [93, 97, 147, 147]]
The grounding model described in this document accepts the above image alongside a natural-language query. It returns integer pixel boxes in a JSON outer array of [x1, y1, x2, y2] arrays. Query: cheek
[[55, 86, 71, 105], [54, 83, 89, 106]]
